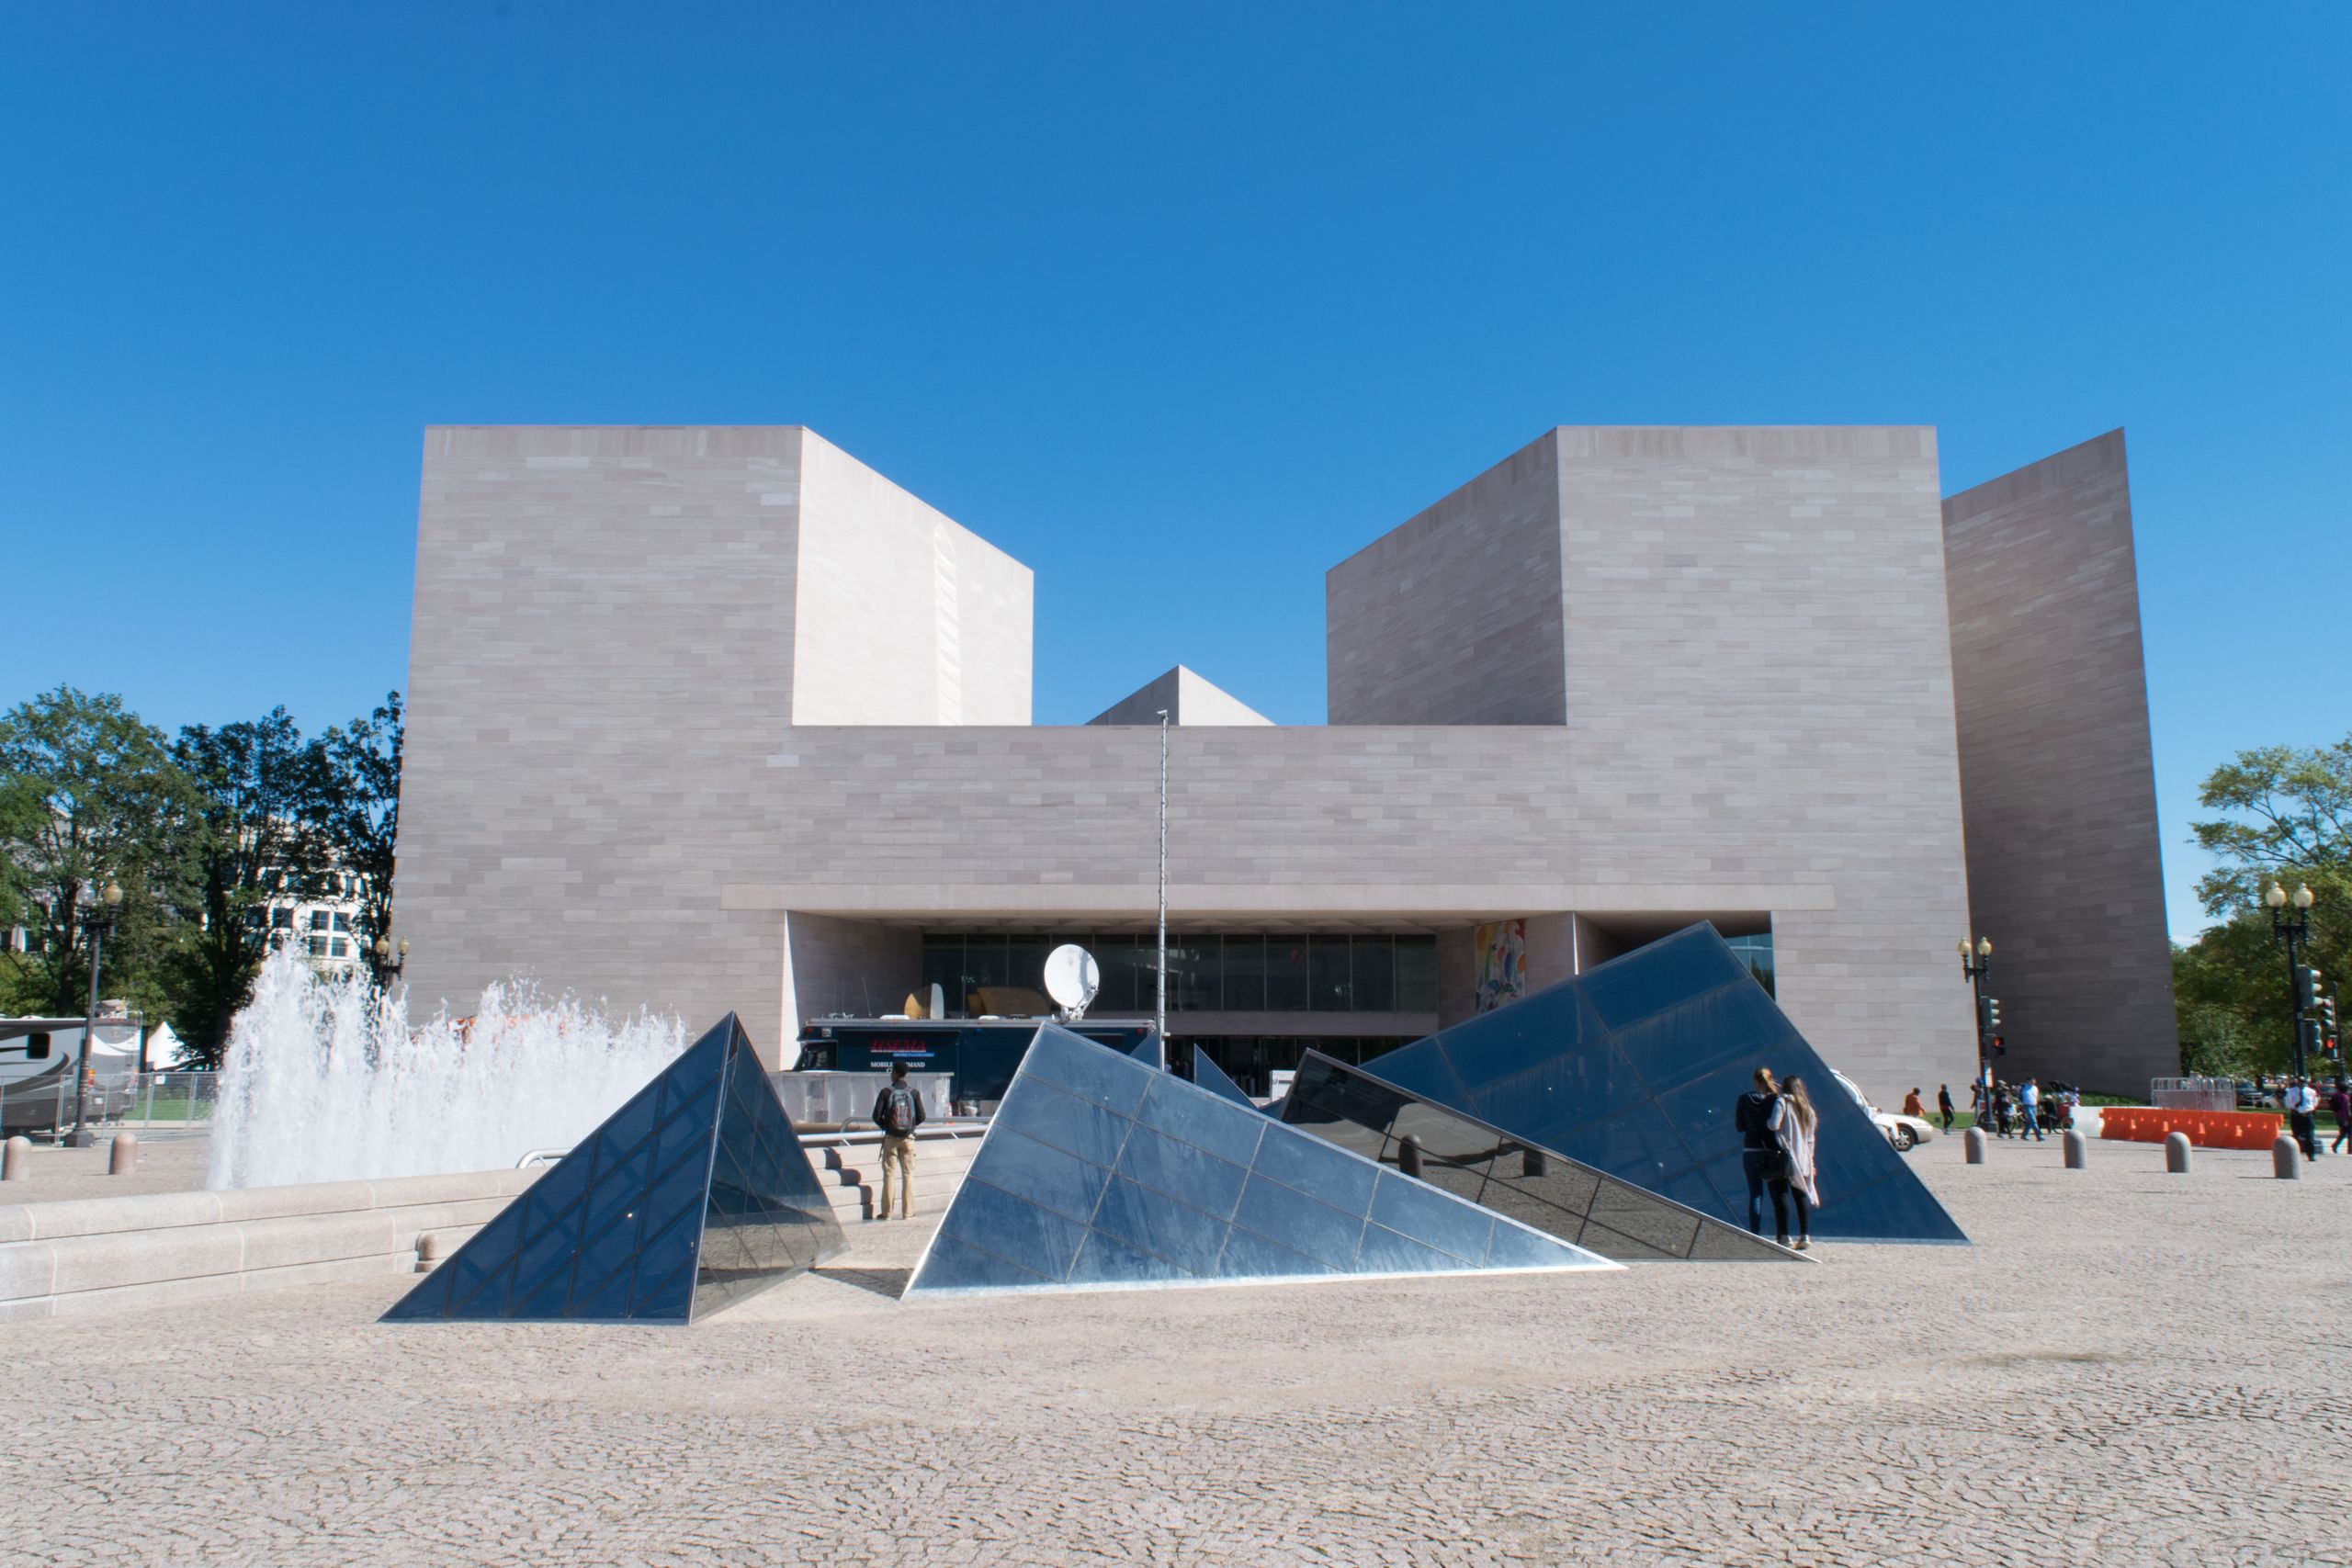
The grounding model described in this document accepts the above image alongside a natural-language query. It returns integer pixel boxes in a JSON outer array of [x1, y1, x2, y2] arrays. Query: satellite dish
[[1043, 943, 1102, 1019]]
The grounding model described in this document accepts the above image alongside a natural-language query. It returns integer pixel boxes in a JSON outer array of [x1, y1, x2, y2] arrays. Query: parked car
[[1828, 1067, 1937, 1152]]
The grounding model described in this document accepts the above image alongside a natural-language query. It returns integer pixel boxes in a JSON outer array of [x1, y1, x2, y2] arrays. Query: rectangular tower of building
[[1943, 430, 2177, 1093]]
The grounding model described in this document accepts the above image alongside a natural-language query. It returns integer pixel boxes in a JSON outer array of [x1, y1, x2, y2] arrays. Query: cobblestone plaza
[[7, 1146, 2344, 1567]]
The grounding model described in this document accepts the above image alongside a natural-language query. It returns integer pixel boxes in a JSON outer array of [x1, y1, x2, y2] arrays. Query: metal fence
[[0, 1071, 219, 1140]]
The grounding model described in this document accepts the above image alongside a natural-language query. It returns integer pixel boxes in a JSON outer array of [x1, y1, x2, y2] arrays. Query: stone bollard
[[108, 1132, 137, 1175], [2063, 1129, 2088, 1170], [1963, 1127, 1985, 1165], [1, 1135, 28, 1181], [2273, 1135, 2301, 1180], [1397, 1134, 1423, 1181], [2165, 1131, 2193, 1174], [415, 1233, 452, 1273]]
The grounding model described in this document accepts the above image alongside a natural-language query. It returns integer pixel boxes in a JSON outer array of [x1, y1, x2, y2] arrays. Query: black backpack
[[882, 1086, 918, 1135]]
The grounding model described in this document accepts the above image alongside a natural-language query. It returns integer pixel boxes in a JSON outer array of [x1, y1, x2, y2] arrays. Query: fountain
[[207, 949, 688, 1190]]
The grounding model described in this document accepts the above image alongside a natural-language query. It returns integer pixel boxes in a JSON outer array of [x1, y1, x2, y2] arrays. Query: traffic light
[[1977, 996, 2001, 1037], [2296, 965, 2323, 1010], [1990, 1035, 2007, 1056]]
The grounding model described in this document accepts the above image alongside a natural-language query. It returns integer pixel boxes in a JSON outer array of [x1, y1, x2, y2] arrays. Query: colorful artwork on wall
[[1472, 919, 1526, 1012]]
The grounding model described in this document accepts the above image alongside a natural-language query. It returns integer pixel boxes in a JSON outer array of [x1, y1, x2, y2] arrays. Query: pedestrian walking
[[1734, 1067, 1791, 1244], [1937, 1083, 1955, 1133], [1775, 1076, 1821, 1252], [871, 1061, 925, 1221], [2330, 1080, 2351, 1155], [1992, 1080, 2013, 1138], [2285, 1077, 2321, 1162], [2018, 1077, 2044, 1142]]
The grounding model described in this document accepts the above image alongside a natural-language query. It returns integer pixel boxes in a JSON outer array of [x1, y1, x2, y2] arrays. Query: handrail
[[514, 1122, 990, 1167]]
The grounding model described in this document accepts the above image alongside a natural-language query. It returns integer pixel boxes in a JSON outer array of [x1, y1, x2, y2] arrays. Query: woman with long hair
[[1774, 1075, 1821, 1251]]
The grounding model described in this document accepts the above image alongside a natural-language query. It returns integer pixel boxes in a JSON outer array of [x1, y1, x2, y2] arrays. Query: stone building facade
[[392, 423, 2177, 1099]]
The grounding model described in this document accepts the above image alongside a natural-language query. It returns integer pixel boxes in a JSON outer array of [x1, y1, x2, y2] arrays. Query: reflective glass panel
[[382, 1014, 848, 1325], [903, 1025, 1614, 1297], [1359, 923, 1966, 1247]]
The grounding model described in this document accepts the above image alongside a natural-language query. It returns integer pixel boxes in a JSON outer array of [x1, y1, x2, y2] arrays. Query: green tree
[[2184, 739, 2352, 1077], [0, 688, 199, 1019], [310, 692, 402, 985], [159, 710, 332, 1067]]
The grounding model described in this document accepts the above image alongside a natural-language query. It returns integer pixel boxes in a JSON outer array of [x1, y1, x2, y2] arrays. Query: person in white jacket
[[1772, 1077, 1823, 1252]]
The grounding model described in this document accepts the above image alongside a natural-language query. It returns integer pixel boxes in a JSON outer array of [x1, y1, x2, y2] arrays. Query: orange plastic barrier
[[2098, 1107, 2284, 1150]]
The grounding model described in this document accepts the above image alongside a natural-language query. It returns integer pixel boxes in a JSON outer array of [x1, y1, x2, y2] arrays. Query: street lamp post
[[371, 934, 409, 990], [1957, 936, 1993, 1118], [1154, 708, 1169, 1071], [66, 880, 124, 1149], [2267, 880, 2317, 1080]]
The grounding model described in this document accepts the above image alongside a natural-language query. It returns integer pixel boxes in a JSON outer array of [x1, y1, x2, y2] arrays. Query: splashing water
[[207, 948, 688, 1190]]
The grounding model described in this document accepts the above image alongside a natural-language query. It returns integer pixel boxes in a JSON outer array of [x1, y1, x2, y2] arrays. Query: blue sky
[[4, 4, 2346, 941]]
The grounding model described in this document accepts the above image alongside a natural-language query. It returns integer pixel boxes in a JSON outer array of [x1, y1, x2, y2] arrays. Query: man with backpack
[[872, 1062, 926, 1221]]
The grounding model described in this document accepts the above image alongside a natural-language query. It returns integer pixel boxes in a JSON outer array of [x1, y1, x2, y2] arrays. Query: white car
[[1828, 1068, 1936, 1153]]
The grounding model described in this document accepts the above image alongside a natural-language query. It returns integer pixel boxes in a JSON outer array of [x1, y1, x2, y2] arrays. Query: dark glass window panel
[[629, 1256, 697, 1321], [1353, 1222, 1464, 1275], [449, 1257, 517, 1315], [1612, 981, 1796, 1097], [567, 1263, 640, 1322], [1308, 936, 1351, 1012], [508, 1257, 578, 1319], [1221, 935, 1266, 1011], [1351, 938, 1396, 1013], [1090, 1176, 1227, 1276], [380, 1258, 455, 1320], [1547, 1094, 1698, 1189], [1093, 936, 1138, 1012], [435, 1204, 525, 1308], [1368, 1170, 1492, 1263], [970, 1130, 1113, 1225], [920, 939, 963, 1015], [1387, 1101, 1507, 1166], [596, 1079, 665, 1165], [994, 1075, 1131, 1167], [1164, 936, 1217, 1012], [1435, 986, 1611, 1098], [1005, 934, 1053, 997], [1587, 1180, 1705, 1256], [518, 1145, 597, 1230], [1574, 1221, 1683, 1262], [1469, 1040, 1656, 1148], [1266, 939, 1309, 1011], [1114, 1125, 1249, 1221], [651, 1078, 720, 1172], [578, 1140, 654, 1250], [1575, 926, 1747, 1031], [1231, 1173, 1366, 1272], [1357, 1036, 1474, 1108], [1396, 937, 1437, 1014], [962, 935, 1011, 998], [1019, 1025, 1153, 1116], [1815, 1168, 1968, 1244], [1409, 1159, 1487, 1205], [510, 1201, 587, 1304], [938, 1178, 1091, 1280]]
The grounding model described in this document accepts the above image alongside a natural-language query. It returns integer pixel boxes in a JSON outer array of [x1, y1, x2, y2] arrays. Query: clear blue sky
[[5, 4, 2346, 942]]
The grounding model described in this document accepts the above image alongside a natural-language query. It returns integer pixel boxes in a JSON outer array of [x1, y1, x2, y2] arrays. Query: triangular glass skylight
[[1362, 924, 1965, 1245], [382, 1014, 847, 1323], [903, 1024, 1617, 1297], [1283, 1051, 1804, 1262]]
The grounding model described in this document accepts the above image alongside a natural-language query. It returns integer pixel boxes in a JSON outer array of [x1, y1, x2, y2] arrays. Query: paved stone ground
[[5, 1138, 2350, 1566], [0, 1130, 210, 1201]]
